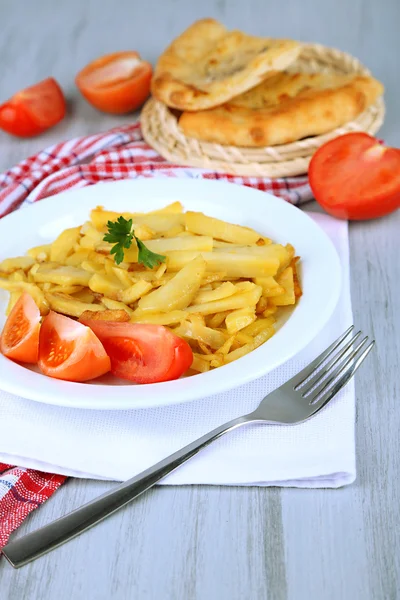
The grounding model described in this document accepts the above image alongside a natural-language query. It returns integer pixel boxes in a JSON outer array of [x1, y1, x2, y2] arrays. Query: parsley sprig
[[103, 216, 166, 268]]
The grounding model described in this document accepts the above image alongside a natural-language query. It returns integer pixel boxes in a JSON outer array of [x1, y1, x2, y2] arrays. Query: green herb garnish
[[103, 216, 166, 268]]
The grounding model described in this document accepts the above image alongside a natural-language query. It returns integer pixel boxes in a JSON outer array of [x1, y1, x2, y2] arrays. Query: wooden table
[[1, 1, 399, 598]]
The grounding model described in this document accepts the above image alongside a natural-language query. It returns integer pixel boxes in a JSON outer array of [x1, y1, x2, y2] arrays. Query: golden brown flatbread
[[178, 71, 384, 146], [151, 18, 300, 111]]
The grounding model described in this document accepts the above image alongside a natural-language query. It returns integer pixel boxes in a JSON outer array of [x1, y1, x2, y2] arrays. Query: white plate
[[0, 178, 341, 410]]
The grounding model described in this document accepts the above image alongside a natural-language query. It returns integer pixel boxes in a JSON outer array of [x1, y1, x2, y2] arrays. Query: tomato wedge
[[309, 133, 400, 220], [80, 320, 193, 384], [0, 293, 41, 363], [0, 77, 66, 137], [75, 51, 152, 114], [39, 312, 111, 382]]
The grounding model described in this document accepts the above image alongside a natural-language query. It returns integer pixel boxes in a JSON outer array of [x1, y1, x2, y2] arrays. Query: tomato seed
[[5, 308, 29, 346]]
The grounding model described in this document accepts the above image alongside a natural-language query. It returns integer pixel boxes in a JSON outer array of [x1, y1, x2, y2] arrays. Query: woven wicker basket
[[141, 42, 385, 177]]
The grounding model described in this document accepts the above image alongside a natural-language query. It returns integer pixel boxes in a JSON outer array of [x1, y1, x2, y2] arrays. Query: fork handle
[[2, 415, 252, 568]]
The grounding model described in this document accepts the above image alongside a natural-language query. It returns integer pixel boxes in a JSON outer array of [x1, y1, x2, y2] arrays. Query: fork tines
[[292, 325, 375, 407]]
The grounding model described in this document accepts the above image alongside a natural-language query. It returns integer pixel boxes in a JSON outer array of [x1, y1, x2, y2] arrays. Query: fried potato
[[161, 224, 185, 238], [185, 211, 262, 245], [262, 305, 278, 317], [200, 272, 227, 285], [166, 250, 279, 278], [223, 343, 253, 364], [0, 256, 36, 274], [174, 320, 227, 350], [33, 265, 92, 287], [101, 297, 134, 317], [81, 260, 105, 274], [214, 243, 292, 269], [137, 255, 206, 313], [224, 323, 274, 364], [80, 308, 130, 322], [253, 276, 285, 297], [241, 316, 275, 337], [27, 244, 52, 261], [72, 289, 96, 303], [190, 354, 211, 373], [225, 307, 256, 334], [45, 292, 105, 318], [193, 281, 236, 304], [206, 310, 231, 328], [255, 296, 268, 314], [88, 272, 126, 299], [186, 285, 262, 315], [291, 257, 302, 298], [80, 232, 103, 250], [147, 201, 183, 214], [270, 267, 295, 306], [118, 280, 153, 304], [0, 279, 49, 314], [5, 291, 22, 316], [131, 310, 187, 326], [146, 235, 213, 253], [64, 249, 92, 266], [90, 207, 184, 233], [217, 336, 235, 355], [112, 267, 134, 288], [155, 263, 167, 279], [48, 285, 84, 295], [50, 227, 81, 262]]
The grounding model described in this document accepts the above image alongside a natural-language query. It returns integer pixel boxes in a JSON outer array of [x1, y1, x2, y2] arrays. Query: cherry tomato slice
[[80, 320, 193, 384], [309, 133, 400, 220], [75, 51, 152, 114], [38, 312, 111, 382], [0, 77, 66, 137], [0, 293, 41, 363]]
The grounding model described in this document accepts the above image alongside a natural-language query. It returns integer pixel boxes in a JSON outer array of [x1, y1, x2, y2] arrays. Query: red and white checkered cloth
[[0, 121, 313, 550]]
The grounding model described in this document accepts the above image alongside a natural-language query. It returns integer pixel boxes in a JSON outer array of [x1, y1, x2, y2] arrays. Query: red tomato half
[[0, 77, 66, 137], [0, 293, 41, 363], [75, 51, 152, 114], [38, 312, 111, 382], [80, 320, 193, 384], [309, 133, 400, 220]]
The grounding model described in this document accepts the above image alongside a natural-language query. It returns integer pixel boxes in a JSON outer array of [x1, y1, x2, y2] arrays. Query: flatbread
[[178, 71, 384, 146], [151, 18, 300, 111]]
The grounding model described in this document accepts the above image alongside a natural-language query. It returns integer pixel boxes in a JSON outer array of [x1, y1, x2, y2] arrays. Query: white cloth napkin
[[0, 212, 355, 488]]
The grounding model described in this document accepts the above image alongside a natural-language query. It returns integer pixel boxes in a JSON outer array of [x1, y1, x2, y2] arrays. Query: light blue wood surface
[[0, 1, 399, 598]]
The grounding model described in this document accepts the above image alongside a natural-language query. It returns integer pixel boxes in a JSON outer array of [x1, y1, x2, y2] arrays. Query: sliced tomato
[[0, 77, 66, 137], [38, 312, 110, 382], [309, 133, 400, 220], [75, 51, 152, 114], [0, 293, 41, 363], [79, 320, 193, 384], [163, 336, 194, 381]]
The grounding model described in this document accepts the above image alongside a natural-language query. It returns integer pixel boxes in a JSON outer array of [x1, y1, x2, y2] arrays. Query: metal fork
[[2, 325, 374, 568]]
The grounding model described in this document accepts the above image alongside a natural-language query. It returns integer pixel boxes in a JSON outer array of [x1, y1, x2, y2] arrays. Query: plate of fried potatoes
[[0, 178, 341, 409]]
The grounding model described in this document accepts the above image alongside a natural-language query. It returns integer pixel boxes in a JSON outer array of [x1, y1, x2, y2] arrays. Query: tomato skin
[[0, 104, 44, 137], [0, 77, 66, 138], [80, 320, 193, 384], [38, 312, 111, 382], [0, 293, 41, 363], [75, 51, 152, 114], [163, 337, 194, 380], [309, 133, 400, 220]]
